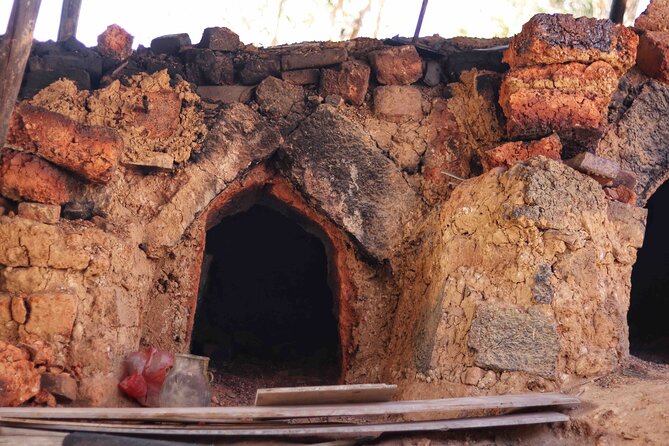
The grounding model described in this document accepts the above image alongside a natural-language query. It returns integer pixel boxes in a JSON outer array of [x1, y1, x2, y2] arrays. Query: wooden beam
[[610, 0, 627, 24], [0, 393, 580, 422], [255, 384, 397, 406], [57, 0, 81, 41], [0, 0, 41, 147], [0, 412, 570, 437]]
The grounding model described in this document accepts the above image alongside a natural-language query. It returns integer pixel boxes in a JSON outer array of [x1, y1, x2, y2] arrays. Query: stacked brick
[[499, 14, 638, 153], [635, 0, 669, 83]]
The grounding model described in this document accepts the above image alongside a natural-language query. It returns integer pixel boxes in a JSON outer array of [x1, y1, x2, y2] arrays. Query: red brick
[[499, 62, 619, 149], [97, 24, 133, 60], [17, 202, 61, 224], [637, 31, 669, 83], [635, 0, 669, 32], [7, 104, 121, 184], [0, 149, 77, 205], [23, 292, 77, 339], [199, 27, 240, 51], [320, 60, 371, 106], [503, 13, 638, 74], [369, 45, 423, 85], [482, 134, 562, 170], [281, 48, 347, 70], [0, 341, 40, 406], [282, 68, 320, 85]]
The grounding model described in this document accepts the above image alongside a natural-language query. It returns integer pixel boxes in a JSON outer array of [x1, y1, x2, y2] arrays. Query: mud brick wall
[[0, 6, 668, 406]]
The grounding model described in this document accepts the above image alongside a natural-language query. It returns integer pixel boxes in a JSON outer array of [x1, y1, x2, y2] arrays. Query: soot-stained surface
[[629, 180, 669, 364], [191, 204, 340, 400]]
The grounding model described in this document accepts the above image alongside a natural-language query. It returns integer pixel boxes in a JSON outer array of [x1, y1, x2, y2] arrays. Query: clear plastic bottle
[[158, 353, 212, 407]]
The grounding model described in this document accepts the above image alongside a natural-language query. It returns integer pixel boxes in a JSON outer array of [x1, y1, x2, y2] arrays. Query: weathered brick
[[282, 68, 320, 85], [373, 86, 423, 121], [565, 152, 621, 182], [320, 60, 370, 106], [239, 57, 281, 85], [17, 202, 61, 224], [150, 33, 191, 55], [40, 373, 78, 401], [97, 24, 133, 60], [605, 184, 637, 204], [635, 0, 669, 32], [499, 62, 619, 152], [123, 152, 174, 172], [369, 45, 423, 85], [503, 13, 638, 74], [0, 342, 40, 406], [198, 27, 240, 51], [182, 49, 234, 85], [256, 76, 304, 117], [281, 47, 347, 70], [197, 85, 254, 104], [7, 104, 121, 184], [0, 149, 77, 205], [482, 134, 562, 170], [23, 292, 77, 339], [637, 31, 669, 83]]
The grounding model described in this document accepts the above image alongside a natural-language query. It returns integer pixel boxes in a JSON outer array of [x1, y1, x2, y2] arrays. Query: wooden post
[[57, 0, 81, 41], [0, 0, 42, 147], [610, 0, 627, 24]]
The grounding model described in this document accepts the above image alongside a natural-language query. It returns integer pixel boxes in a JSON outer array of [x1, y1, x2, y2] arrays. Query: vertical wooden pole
[[610, 0, 627, 24], [57, 0, 81, 42], [412, 0, 429, 44], [0, 0, 42, 147]]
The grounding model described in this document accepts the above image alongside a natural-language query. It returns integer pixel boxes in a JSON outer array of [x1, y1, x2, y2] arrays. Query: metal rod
[[413, 0, 429, 43], [0, 0, 42, 147], [57, 0, 82, 41], [609, 0, 627, 24], [441, 171, 465, 182]]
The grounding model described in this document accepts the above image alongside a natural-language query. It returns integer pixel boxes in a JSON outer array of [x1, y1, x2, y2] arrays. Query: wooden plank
[[0, 393, 580, 422], [255, 384, 397, 406], [57, 0, 82, 41], [0, 412, 570, 437], [0, 0, 41, 147]]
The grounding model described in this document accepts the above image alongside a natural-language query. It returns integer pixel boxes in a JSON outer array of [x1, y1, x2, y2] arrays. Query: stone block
[[182, 48, 234, 85], [23, 292, 77, 339], [0, 342, 40, 406], [197, 85, 254, 104], [499, 62, 619, 152], [150, 33, 191, 55], [373, 85, 422, 120], [239, 57, 281, 85], [7, 104, 121, 184], [0, 149, 77, 205], [468, 303, 559, 377], [320, 60, 370, 105], [255, 76, 304, 117], [281, 47, 348, 70], [20, 69, 91, 99], [198, 27, 240, 51], [282, 68, 320, 85], [462, 366, 484, 386], [96, 24, 133, 60], [369, 45, 423, 85], [40, 373, 78, 401], [29, 54, 102, 83], [636, 31, 669, 83], [481, 134, 562, 170], [503, 13, 638, 74], [635, 0, 669, 32], [10, 296, 27, 324], [17, 202, 61, 224], [565, 152, 621, 182]]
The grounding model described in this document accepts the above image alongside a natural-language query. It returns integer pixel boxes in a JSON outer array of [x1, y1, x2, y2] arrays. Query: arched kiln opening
[[629, 180, 669, 364], [189, 186, 343, 402]]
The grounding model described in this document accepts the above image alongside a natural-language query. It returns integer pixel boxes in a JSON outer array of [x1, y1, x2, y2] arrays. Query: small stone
[[423, 60, 443, 86], [478, 370, 498, 389], [282, 68, 320, 85], [97, 24, 133, 60], [462, 366, 484, 385], [533, 263, 554, 304], [0, 341, 40, 406], [239, 57, 281, 85], [17, 202, 61, 224], [369, 45, 423, 85], [481, 134, 562, 171], [197, 85, 254, 103], [565, 152, 621, 182], [198, 27, 240, 51], [23, 292, 77, 339], [320, 60, 370, 106], [373, 85, 423, 121], [281, 47, 348, 70], [255, 76, 304, 117], [150, 33, 191, 55], [34, 389, 57, 407], [40, 373, 78, 402], [123, 152, 174, 172], [606, 185, 637, 205], [323, 94, 343, 107], [10, 296, 27, 324]]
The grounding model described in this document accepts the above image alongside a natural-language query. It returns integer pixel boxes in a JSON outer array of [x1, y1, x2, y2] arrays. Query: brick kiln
[[0, 7, 668, 407]]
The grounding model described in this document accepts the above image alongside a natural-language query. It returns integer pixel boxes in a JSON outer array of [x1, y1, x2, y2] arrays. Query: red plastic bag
[[118, 347, 174, 406]]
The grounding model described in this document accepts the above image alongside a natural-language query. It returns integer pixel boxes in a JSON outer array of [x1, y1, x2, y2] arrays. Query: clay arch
[[182, 165, 356, 378]]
